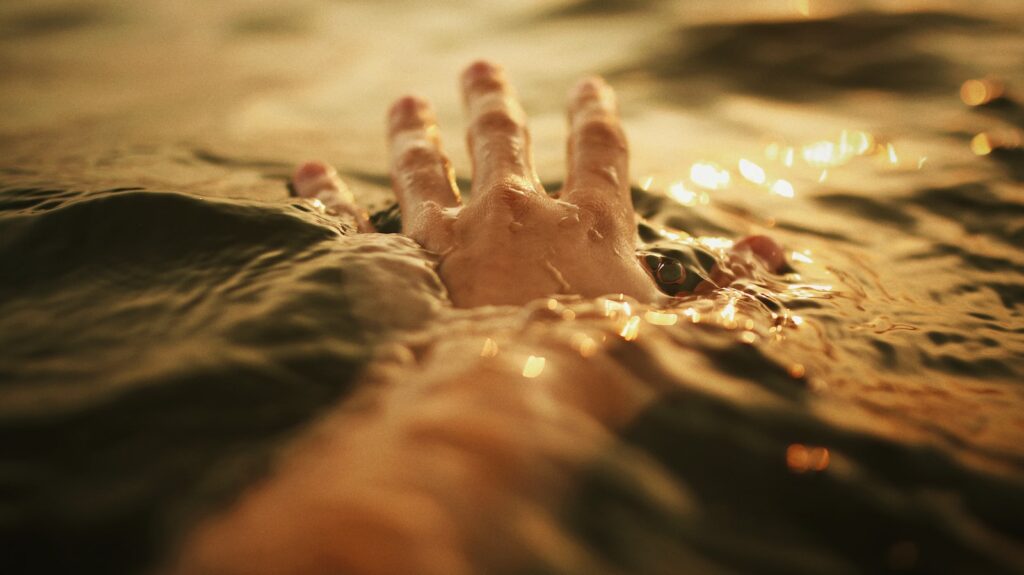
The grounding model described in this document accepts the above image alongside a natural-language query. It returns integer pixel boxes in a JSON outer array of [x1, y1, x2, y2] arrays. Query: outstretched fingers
[[291, 161, 374, 232], [563, 77, 631, 213], [388, 95, 461, 244], [460, 61, 544, 202]]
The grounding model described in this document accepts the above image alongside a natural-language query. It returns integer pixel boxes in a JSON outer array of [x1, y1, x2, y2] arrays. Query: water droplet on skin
[[588, 228, 604, 241], [509, 221, 524, 233], [559, 214, 580, 228]]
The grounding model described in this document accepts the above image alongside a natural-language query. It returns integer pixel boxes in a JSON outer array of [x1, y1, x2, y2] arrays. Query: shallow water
[[1, 1, 1023, 574]]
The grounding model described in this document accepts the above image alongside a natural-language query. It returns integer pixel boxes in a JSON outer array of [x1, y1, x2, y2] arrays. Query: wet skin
[[291, 60, 784, 307]]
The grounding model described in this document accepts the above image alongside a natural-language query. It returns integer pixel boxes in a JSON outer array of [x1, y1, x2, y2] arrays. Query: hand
[[291, 61, 786, 307], [384, 61, 663, 307]]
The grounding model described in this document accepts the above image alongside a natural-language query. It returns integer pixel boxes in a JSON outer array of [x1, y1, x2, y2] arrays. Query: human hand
[[291, 60, 786, 307], [382, 61, 663, 307]]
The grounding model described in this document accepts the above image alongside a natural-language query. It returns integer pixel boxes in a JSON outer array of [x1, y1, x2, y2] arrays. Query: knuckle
[[575, 196, 625, 230], [396, 144, 442, 173], [472, 109, 523, 137], [480, 180, 537, 215], [464, 71, 504, 95], [389, 95, 427, 119], [579, 164, 622, 189], [576, 118, 626, 151]]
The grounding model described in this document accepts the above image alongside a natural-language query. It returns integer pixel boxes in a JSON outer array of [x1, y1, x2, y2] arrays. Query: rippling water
[[1, 1, 1022, 574]]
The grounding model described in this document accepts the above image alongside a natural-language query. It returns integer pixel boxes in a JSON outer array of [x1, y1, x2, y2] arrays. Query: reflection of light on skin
[[791, 251, 813, 264], [641, 175, 654, 191], [668, 182, 698, 206], [683, 308, 701, 323], [690, 162, 731, 190], [794, 0, 810, 17], [886, 143, 899, 165], [789, 363, 806, 378], [765, 142, 780, 160], [960, 78, 1003, 107], [522, 355, 546, 378], [791, 315, 804, 326], [644, 310, 678, 326], [740, 331, 757, 344], [738, 158, 766, 184], [620, 316, 641, 341], [770, 179, 795, 198], [310, 198, 326, 213], [480, 337, 499, 358], [818, 170, 828, 183], [917, 156, 928, 169], [786, 444, 830, 473], [971, 133, 993, 156]]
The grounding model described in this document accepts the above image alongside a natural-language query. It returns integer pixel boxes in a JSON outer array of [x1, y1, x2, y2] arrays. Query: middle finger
[[460, 60, 544, 201]]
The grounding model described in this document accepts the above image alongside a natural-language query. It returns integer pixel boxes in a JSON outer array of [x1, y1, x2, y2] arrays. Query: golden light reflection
[[886, 143, 899, 165], [791, 251, 813, 264], [783, 146, 795, 167], [603, 299, 632, 318], [960, 78, 1003, 107], [690, 162, 730, 190], [699, 237, 735, 251], [802, 140, 836, 167], [738, 158, 766, 184], [740, 331, 757, 344], [720, 298, 738, 329], [848, 130, 874, 155], [659, 228, 683, 241], [522, 355, 546, 378], [788, 363, 806, 378], [644, 310, 678, 326], [668, 182, 698, 206], [791, 315, 804, 326], [971, 132, 993, 155], [480, 337, 499, 358], [818, 169, 828, 183], [620, 315, 641, 341], [570, 333, 598, 357], [683, 308, 701, 323], [786, 444, 830, 473], [770, 179, 795, 198], [641, 175, 654, 190]]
